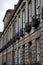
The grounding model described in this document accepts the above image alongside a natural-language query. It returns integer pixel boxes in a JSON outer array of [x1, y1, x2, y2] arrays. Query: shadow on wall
[[2, 62, 6, 65]]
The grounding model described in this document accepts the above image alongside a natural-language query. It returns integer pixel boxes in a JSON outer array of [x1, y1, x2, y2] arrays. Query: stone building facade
[[0, 0, 43, 65]]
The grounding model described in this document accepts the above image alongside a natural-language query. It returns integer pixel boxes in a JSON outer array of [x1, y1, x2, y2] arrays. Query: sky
[[0, 0, 19, 32]]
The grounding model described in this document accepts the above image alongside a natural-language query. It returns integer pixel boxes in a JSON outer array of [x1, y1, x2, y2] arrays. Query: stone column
[[40, 27, 43, 64], [25, 43, 29, 64], [32, 40, 37, 63], [20, 46, 23, 64]]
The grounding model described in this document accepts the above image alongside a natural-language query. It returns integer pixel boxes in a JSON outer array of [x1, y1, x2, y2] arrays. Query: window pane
[[36, 0, 40, 16], [13, 22, 16, 36], [29, 16, 32, 24], [22, 10, 25, 29], [37, 54, 40, 61], [37, 39, 40, 53], [18, 16, 21, 32], [29, 4, 32, 16], [16, 21, 18, 33], [36, 7, 40, 15], [22, 10, 25, 33], [11, 26, 13, 39], [12, 24, 14, 37], [36, 0, 38, 8], [38, 0, 40, 7], [29, 3, 32, 24], [36, 0, 40, 7], [36, 38, 40, 61]]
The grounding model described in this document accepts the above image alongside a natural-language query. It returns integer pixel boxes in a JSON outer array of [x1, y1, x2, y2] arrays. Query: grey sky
[[0, 0, 19, 32]]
